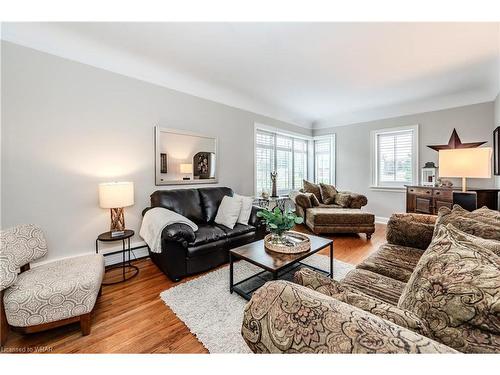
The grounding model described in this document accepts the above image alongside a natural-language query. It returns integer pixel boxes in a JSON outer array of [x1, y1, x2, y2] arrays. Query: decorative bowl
[[264, 231, 311, 254]]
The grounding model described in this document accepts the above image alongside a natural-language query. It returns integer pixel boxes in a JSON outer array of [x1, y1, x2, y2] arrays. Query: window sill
[[369, 186, 407, 192]]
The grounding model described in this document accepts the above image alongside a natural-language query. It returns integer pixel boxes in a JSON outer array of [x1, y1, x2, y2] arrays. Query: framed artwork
[[494, 126, 500, 176], [193, 152, 216, 179]]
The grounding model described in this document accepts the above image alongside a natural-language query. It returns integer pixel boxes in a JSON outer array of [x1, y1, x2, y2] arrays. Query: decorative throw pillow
[[319, 183, 338, 205], [434, 206, 500, 241], [334, 192, 352, 208], [234, 194, 253, 225], [214, 196, 242, 229], [444, 224, 500, 257], [398, 224, 500, 353], [302, 180, 322, 203], [473, 206, 500, 221]]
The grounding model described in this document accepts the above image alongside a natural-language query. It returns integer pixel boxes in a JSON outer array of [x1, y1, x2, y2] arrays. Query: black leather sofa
[[143, 187, 266, 281]]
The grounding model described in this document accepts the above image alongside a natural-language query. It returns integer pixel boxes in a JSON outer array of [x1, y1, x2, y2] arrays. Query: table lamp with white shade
[[438, 148, 492, 192], [99, 181, 134, 236], [180, 163, 193, 180]]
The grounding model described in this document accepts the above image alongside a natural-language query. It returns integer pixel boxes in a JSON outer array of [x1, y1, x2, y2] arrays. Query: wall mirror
[[155, 126, 218, 185]]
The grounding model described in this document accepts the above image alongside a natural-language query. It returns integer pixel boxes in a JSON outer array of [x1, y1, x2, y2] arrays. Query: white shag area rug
[[160, 254, 354, 353]]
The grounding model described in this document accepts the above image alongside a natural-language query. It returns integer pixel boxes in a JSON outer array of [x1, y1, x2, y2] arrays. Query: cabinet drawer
[[409, 187, 432, 196], [416, 197, 432, 214], [433, 189, 452, 200]]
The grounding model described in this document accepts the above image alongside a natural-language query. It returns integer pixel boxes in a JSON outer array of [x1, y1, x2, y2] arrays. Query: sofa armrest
[[161, 223, 196, 246], [241, 280, 455, 353], [338, 191, 367, 209], [294, 268, 429, 336], [386, 213, 436, 250]]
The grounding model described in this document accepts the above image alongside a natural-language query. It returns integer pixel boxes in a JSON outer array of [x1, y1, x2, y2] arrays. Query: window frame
[[313, 134, 336, 186], [370, 125, 419, 190], [254, 125, 312, 196]]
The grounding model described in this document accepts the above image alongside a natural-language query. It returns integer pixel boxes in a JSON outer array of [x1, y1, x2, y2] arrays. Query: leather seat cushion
[[357, 243, 424, 283], [187, 239, 227, 258], [198, 187, 234, 222], [216, 223, 255, 237], [189, 224, 227, 246], [150, 189, 204, 223]]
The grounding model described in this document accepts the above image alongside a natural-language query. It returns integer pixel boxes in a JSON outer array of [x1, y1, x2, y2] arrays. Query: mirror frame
[[154, 126, 219, 186]]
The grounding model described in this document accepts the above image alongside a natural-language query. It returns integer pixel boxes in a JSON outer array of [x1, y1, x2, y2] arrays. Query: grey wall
[[1, 41, 311, 262], [314, 102, 496, 219]]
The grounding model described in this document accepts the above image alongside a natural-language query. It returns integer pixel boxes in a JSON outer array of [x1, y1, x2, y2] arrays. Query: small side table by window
[[95, 230, 139, 285]]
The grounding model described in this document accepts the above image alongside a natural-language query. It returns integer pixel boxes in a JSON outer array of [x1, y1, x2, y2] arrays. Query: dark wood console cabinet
[[406, 185, 499, 215]]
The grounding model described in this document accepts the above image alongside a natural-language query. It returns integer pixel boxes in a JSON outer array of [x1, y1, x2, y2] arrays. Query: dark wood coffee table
[[229, 233, 333, 300]]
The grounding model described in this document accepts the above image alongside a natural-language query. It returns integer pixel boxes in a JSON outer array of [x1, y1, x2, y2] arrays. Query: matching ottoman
[[304, 208, 375, 239]]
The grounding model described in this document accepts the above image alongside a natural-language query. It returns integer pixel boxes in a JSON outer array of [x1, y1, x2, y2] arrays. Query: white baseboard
[[375, 216, 389, 224], [33, 240, 150, 268], [103, 245, 150, 267]]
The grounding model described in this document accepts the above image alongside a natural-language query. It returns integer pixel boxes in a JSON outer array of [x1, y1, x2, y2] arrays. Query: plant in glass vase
[[256, 207, 304, 245]]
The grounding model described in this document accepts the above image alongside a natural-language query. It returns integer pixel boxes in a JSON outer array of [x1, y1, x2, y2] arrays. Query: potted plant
[[256, 207, 304, 245]]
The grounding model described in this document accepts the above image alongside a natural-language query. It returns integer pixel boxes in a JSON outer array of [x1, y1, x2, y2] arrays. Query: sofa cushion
[[3, 254, 104, 327], [216, 223, 255, 238], [198, 187, 234, 222], [399, 224, 500, 353], [150, 189, 205, 223], [306, 208, 375, 226], [189, 224, 227, 246], [334, 192, 352, 207], [341, 268, 406, 306], [294, 268, 430, 336], [473, 206, 500, 221], [319, 183, 338, 204], [434, 206, 500, 242], [303, 180, 322, 203], [357, 243, 424, 283]]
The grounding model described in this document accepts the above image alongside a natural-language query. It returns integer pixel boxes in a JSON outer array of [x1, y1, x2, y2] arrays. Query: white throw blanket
[[139, 207, 198, 253]]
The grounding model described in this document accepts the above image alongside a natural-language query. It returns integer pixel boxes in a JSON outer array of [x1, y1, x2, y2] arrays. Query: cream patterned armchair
[[0, 224, 104, 345]]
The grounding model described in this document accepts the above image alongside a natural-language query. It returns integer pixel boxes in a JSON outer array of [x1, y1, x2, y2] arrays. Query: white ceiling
[[2, 22, 500, 128]]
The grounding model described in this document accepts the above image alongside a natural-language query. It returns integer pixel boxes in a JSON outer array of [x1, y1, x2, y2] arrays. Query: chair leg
[[98, 286, 102, 297], [80, 313, 92, 336], [1, 290, 9, 346]]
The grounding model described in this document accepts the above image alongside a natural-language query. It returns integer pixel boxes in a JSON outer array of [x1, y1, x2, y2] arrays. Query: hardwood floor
[[1, 223, 386, 354]]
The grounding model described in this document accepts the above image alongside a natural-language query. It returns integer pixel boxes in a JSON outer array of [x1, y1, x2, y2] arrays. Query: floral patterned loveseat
[[241, 206, 500, 354]]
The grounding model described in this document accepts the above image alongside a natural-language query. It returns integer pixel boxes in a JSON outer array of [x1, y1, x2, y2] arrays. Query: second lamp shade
[[99, 182, 134, 209]]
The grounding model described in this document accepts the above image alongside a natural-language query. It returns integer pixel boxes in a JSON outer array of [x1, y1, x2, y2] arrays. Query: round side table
[[95, 230, 139, 285]]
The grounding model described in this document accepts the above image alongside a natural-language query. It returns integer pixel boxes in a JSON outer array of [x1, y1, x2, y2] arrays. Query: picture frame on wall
[[494, 126, 500, 176]]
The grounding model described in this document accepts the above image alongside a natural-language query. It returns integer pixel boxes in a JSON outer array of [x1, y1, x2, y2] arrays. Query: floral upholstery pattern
[[356, 243, 424, 282], [241, 280, 455, 353], [341, 268, 406, 306], [386, 213, 436, 250], [473, 206, 500, 221], [319, 183, 338, 205], [294, 268, 430, 336], [3, 254, 105, 327], [399, 224, 500, 353], [434, 206, 500, 241], [302, 180, 323, 203]]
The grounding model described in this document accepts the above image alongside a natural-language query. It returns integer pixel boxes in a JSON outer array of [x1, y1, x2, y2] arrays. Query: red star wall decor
[[427, 128, 487, 151]]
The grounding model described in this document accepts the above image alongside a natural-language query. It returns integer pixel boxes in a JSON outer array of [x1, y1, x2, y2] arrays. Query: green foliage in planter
[[256, 207, 304, 235]]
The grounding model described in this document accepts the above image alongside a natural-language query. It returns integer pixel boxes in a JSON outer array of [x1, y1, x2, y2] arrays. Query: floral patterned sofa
[[241, 205, 500, 354]]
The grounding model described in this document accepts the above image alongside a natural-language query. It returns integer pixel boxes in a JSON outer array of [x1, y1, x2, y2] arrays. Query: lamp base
[[462, 177, 467, 192], [110, 207, 125, 232]]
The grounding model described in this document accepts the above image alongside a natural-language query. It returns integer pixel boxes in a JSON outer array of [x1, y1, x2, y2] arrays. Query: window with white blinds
[[255, 129, 308, 195], [371, 126, 418, 188], [314, 136, 335, 185]]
